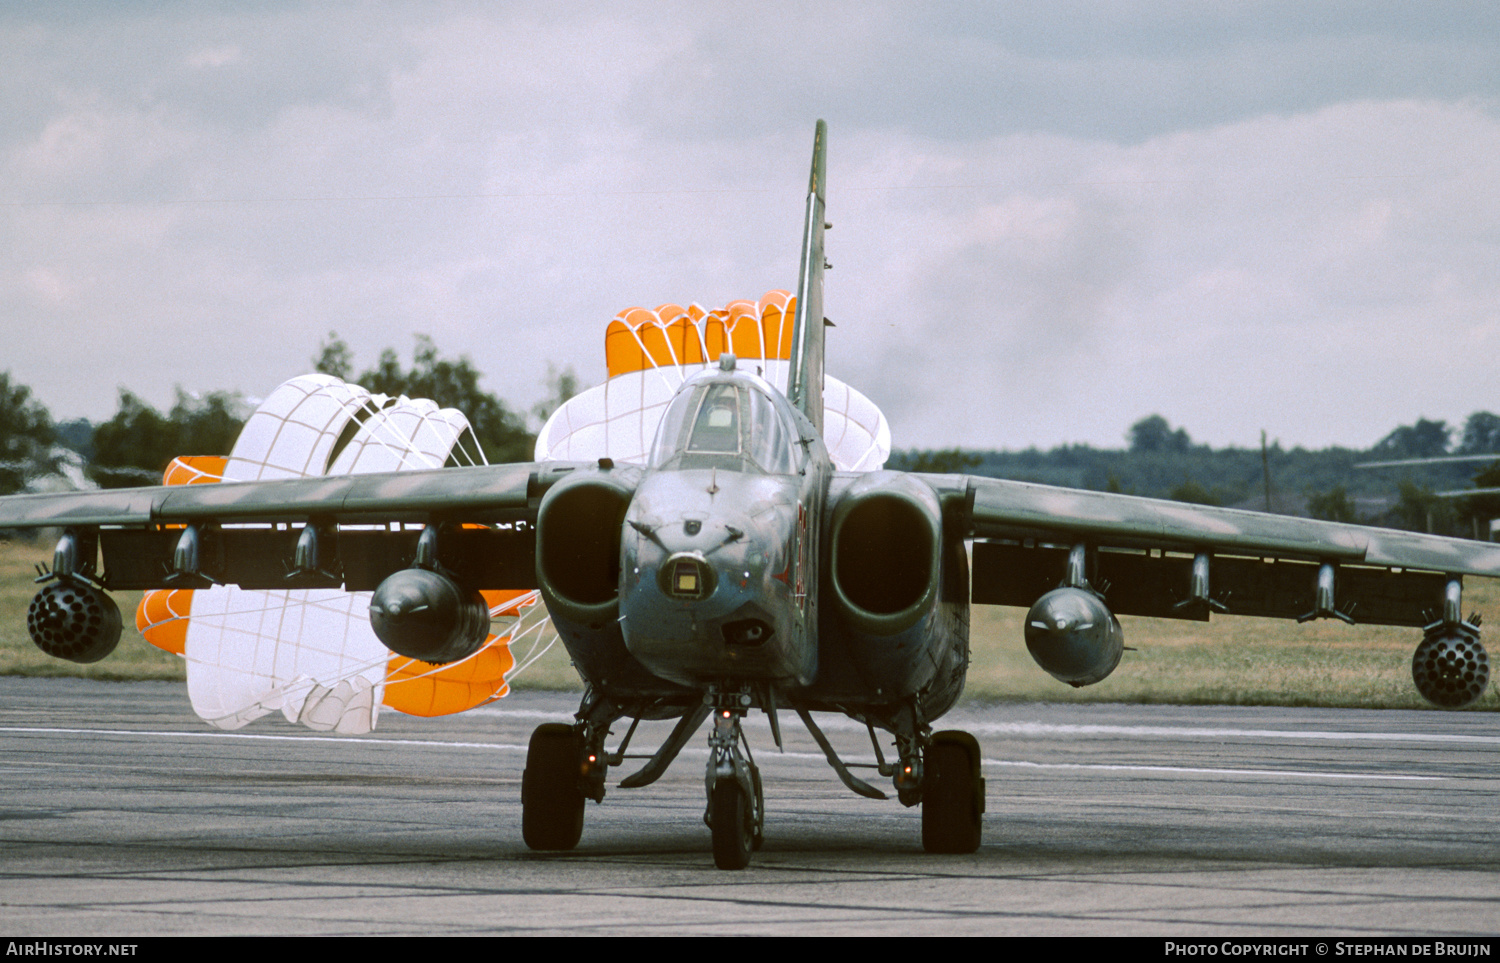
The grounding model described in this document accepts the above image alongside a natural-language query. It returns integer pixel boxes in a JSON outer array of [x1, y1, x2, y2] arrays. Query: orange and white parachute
[[537, 291, 890, 471], [136, 374, 550, 734]]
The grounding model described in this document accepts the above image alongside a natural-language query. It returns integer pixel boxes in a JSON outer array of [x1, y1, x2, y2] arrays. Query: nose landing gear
[[705, 692, 764, 870]]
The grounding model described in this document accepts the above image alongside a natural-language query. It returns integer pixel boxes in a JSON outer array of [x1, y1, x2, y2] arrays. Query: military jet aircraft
[[3, 121, 1498, 870]]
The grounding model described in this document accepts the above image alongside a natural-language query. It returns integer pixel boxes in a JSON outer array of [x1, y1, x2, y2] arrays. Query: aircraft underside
[[526, 598, 983, 870]]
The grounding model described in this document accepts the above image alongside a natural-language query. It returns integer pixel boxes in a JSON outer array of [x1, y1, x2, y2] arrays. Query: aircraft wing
[[0, 463, 587, 592], [941, 474, 1500, 626]]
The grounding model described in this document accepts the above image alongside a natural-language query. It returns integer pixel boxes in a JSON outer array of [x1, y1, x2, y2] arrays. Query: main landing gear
[[521, 690, 622, 853], [520, 723, 587, 850], [920, 730, 984, 854]]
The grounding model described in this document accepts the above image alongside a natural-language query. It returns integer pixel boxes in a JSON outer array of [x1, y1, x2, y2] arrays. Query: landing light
[[660, 552, 714, 601]]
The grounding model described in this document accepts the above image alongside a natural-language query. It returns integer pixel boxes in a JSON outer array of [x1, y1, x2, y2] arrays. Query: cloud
[[2, 3, 1499, 457], [824, 98, 1500, 449]]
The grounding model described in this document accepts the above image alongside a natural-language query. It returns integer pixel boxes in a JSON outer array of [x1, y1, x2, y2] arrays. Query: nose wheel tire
[[710, 781, 755, 870], [921, 732, 984, 854], [522, 723, 586, 851], [750, 767, 765, 852]]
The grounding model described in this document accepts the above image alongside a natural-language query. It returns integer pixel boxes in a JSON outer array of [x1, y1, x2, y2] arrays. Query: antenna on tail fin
[[787, 120, 827, 433]]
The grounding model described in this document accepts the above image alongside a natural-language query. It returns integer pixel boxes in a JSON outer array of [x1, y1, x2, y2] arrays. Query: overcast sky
[[5, 2, 1500, 453]]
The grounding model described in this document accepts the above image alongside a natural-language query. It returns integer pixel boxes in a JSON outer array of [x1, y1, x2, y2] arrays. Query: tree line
[[5, 352, 1499, 538], [890, 413, 1500, 538], [0, 334, 559, 493]]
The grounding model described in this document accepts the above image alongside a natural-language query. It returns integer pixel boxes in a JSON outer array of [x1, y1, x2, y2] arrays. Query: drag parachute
[[537, 290, 890, 472], [136, 375, 550, 734]]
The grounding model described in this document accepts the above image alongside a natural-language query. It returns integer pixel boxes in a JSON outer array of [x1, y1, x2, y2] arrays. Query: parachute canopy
[[539, 291, 889, 471]]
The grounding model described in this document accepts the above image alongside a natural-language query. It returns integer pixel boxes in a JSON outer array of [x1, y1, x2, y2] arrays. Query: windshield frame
[[649, 375, 799, 475]]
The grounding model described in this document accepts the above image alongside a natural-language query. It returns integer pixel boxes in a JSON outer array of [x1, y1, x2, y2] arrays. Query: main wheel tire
[[922, 737, 982, 854], [522, 723, 585, 851], [711, 781, 753, 870]]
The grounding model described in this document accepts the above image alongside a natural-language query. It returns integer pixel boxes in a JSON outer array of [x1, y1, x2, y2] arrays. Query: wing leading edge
[[0, 461, 545, 529], [962, 474, 1500, 577]]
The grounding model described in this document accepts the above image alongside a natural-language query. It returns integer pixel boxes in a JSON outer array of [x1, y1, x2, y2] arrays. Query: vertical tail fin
[[786, 120, 827, 434]]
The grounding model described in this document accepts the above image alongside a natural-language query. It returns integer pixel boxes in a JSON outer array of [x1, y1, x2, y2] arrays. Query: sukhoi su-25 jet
[[4, 122, 1498, 869]]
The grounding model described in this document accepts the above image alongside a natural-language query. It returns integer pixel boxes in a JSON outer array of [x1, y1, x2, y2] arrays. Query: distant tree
[[1457, 460, 1500, 532], [91, 389, 247, 488], [1387, 480, 1456, 534], [1458, 411, 1500, 455], [1168, 479, 1220, 505], [1372, 418, 1451, 459], [90, 391, 170, 487], [894, 448, 983, 473], [354, 335, 534, 464], [1128, 415, 1191, 454], [531, 363, 580, 427], [0, 372, 55, 495], [312, 331, 354, 380], [52, 418, 94, 460], [1307, 485, 1358, 523]]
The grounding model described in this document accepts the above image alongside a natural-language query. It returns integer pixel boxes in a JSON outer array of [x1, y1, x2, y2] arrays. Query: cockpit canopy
[[649, 378, 799, 474]]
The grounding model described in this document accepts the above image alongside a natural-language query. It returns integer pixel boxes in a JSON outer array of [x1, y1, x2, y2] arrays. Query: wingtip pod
[[1412, 623, 1490, 708], [27, 580, 121, 664]]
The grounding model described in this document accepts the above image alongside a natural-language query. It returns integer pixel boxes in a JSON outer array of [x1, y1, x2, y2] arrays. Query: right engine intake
[[535, 468, 633, 632], [824, 472, 966, 707]]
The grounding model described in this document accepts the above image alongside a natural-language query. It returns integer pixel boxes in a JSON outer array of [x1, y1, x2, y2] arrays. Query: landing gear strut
[[705, 695, 764, 870]]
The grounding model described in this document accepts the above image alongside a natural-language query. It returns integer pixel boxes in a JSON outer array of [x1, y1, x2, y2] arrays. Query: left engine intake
[[822, 472, 969, 713], [28, 580, 122, 664], [368, 568, 490, 665], [829, 471, 944, 639]]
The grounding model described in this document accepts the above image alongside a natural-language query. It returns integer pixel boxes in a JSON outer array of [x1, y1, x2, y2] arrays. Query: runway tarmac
[[0, 677, 1496, 936]]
